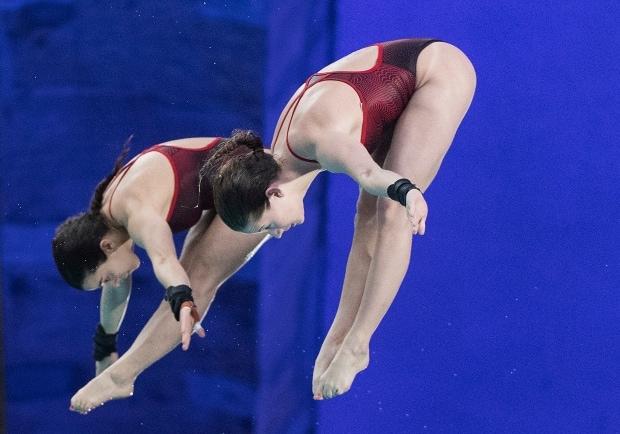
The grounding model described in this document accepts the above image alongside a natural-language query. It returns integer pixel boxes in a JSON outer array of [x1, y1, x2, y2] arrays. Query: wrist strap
[[93, 323, 118, 361], [165, 284, 195, 321], [387, 178, 421, 206]]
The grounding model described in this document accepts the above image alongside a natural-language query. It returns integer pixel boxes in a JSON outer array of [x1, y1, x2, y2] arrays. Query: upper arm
[[308, 129, 402, 199], [125, 205, 177, 265], [288, 86, 399, 197], [312, 130, 383, 187]]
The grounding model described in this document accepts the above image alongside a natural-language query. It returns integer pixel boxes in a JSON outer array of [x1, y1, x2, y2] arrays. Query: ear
[[265, 186, 283, 199], [99, 238, 116, 255]]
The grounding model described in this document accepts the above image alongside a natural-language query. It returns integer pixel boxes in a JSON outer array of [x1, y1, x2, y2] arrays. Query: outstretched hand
[[180, 301, 206, 351], [406, 189, 428, 235]]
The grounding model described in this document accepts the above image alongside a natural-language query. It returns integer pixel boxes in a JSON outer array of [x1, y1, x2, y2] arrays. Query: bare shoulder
[[416, 42, 476, 89], [104, 151, 175, 224], [159, 137, 219, 149], [287, 81, 364, 161], [293, 77, 365, 133]]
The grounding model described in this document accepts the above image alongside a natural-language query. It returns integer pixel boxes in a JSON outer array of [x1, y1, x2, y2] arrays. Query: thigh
[[181, 211, 268, 284], [179, 210, 215, 268], [384, 42, 476, 188]]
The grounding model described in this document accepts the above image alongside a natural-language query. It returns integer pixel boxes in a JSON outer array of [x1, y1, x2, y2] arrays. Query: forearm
[[125, 207, 191, 290], [316, 135, 427, 198], [357, 167, 403, 198], [99, 280, 132, 333], [151, 256, 191, 290]]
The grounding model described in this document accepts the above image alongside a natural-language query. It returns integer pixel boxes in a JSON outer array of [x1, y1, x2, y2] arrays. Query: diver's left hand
[[180, 302, 206, 351], [406, 189, 428, 235]]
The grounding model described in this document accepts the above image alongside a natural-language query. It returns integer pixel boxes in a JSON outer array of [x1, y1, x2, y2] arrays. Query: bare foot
[[70, 369, 135, 414], [312, 339, 342, 398], [315, 344, 369, 400]]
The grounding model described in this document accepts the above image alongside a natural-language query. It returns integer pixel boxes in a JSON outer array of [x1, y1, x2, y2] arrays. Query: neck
[[106, 226, 131, 245], [277, 166, 323, 199]]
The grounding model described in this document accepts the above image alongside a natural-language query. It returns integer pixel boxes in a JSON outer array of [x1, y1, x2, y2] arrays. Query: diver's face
[[246, 192, 305, 239], [82, 242, 140, 290]]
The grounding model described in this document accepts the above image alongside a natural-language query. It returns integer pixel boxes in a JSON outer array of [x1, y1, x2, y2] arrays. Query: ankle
[[107, 366, 136, 386], [342, 335, 369, 355]]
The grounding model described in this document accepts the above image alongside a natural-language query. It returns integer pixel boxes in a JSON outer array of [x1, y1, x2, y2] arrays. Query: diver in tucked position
[[67, 37, 475, 412]]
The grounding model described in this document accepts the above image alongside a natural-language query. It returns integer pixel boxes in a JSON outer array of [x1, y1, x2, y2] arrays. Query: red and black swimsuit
[[107, 138, 221, 232], [274, 38, 440, 162]]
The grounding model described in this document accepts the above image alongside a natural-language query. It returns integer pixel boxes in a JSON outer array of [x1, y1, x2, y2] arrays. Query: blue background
[[1, 0, 619, 433]]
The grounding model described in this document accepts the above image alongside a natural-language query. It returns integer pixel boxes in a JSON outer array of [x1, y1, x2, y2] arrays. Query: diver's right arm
[[95, 278, 131, 375], [125, 205, 205, 350]]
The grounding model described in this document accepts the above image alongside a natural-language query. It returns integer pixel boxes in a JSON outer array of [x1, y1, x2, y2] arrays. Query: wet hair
[[201, 130, 280, 231], [52, 140, 131, 289]]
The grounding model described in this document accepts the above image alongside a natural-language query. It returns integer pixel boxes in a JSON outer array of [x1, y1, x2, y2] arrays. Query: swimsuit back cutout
[[273, 38, 440, 163], [106, 138, 221, 233]]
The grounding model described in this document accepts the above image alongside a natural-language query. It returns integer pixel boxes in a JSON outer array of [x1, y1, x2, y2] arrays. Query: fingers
[[180, 306, 192, 351], [407, 207, 428, 236], [180, 306, 207, 350], [408, 211, 420, 235], [190, 306, 206, 337], [193, 322, 206, 337], [411, 218, 419, 235], [418, 217, 426, 235]]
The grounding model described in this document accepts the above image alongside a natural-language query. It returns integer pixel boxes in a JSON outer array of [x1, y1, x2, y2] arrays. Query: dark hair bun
[[229, 129, 263, 152], [200, 130, 280, 230]]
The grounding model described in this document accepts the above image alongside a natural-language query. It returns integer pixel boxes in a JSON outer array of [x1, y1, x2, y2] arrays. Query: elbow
[[356, 167, 379, 194]]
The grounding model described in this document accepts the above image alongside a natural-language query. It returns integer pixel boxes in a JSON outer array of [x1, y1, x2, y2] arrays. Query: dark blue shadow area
[[1, 1, 266, 432], [2, 0, 619, 433], [3, 223, 262, 433]]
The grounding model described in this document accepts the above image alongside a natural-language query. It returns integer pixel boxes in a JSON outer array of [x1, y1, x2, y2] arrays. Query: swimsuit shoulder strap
[[106, 147, 157, 225]]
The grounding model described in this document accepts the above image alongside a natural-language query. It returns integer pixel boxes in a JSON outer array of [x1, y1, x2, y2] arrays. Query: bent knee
[[354, 192, 378, 226], [355, 202, 377, 229], [354, 212, 376, 232]]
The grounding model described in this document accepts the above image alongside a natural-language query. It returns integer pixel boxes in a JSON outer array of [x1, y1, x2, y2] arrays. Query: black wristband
[[165, 284, 195, 321], [93, 323, 118, 361], [387, 178, 421, 206]]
